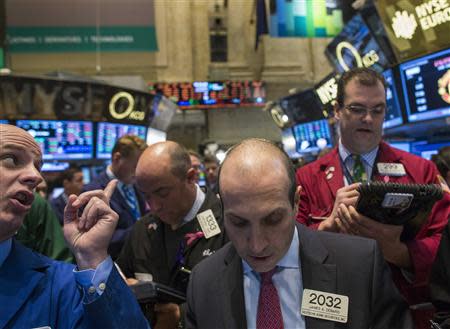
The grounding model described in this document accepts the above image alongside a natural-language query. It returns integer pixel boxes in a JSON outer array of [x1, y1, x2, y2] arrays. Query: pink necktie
[[256, 268, 284, 329]]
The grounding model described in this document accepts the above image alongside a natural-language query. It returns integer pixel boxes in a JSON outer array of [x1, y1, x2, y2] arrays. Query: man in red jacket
[[296, 67, 450, 328]]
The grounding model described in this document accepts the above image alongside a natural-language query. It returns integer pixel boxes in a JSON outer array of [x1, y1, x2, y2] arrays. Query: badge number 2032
[[301, 289, 349, 323]]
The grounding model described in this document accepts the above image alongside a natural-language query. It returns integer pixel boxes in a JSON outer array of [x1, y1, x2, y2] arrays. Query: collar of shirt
[[106, 165, 116, 181], [338, 140, 379, 178], [0, 238, 12, 268], [181, 184, 205, 226], [242, 225, 299, 275], [106, 165, 132, 196]]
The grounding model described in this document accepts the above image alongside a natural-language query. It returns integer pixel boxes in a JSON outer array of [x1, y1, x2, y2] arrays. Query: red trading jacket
[[296, 141, 450, 326]]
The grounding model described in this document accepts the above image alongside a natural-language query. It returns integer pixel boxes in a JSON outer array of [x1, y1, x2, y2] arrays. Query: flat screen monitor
[[325, 14, 390, 74], [281, 127, 300, 158], [146, 127, 167, 145], [41, 162, 70, 172], [399, 48, 450, 123], [16, 120, 94, 160], [382, 68, 403, 129], [280, 89, 324, 126], [81, 166, 91, 184], [96, 122, 147, 160], [387, 141, 411, 153], [0, 119, 9, 124], [411, 140, 450, 160], [292, 119, 333, 154]]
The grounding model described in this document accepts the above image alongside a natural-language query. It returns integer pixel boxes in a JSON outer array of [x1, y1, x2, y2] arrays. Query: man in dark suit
[[186, 138, 412, 329], [50, 164, 84, 224], [117, 141, 227, 328], [84, 134, 148, 259]]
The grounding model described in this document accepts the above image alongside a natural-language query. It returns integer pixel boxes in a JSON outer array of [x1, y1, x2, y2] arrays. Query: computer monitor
[[96, 122, 148, 160], [281, 127, 300, 158], [387, 141, 411, 153], [399, 48, 450, 123], [292, 119, 333, 154], [146, 127, 167, 145], [411, 140, 450, 160], [16, 120, 94, 160], [382, 68, 403, 129], [0, 119, 9, 124], [41, 162, 70, 172], [279, 89, 324, 126], [81, 167, 91, 184]]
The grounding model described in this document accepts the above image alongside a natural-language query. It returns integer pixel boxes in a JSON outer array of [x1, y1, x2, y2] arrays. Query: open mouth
[[12, 191, 34, 207]]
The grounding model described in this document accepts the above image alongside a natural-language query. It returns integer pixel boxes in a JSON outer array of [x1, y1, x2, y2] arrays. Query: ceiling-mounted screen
[[279, 89, 324, 126], [292, 119, 333, 154], [399, 48, 450, 123], [375, 0, 450, 62], [16, 120, 93, 160], [325, 13, 391, 73], [411, 140, 450, 160]]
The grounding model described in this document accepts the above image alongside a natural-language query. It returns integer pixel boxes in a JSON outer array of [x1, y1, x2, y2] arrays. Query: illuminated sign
[[109, 92, 145, 121], [0, 75, 156, 125], [325, 14, 391, 73], [315, 74, 340, 106], [376, 0, 450, 61], [391, 10, 418, 39], [149, 81, 266, 109]]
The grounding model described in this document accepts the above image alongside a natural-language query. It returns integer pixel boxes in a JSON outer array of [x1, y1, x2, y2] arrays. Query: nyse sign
[[0, 75, 155, 125], [316, 76, 339, 106], [109, 92, 145, 121], [335, 41, 380, 72]]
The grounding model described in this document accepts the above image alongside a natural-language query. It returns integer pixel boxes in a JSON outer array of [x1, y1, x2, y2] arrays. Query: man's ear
[[186, 167, 196, 183], [294, 185, 302, 215], [334, 101, 341, 121], [112, 152, 122, 163]]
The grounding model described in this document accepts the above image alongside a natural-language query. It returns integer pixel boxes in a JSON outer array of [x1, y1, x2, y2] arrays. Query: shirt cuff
[[74, 256, 113, 301]]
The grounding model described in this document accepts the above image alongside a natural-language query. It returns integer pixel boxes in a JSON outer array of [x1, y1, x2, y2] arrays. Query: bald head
[[0, 124, 42, 161], [136, 141, 191, 179], [135, 141, 197, 228], [219, 138, 296, 206]]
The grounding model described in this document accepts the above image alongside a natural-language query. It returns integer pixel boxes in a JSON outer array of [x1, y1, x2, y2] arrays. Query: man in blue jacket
[[0, 124, 149, 329]]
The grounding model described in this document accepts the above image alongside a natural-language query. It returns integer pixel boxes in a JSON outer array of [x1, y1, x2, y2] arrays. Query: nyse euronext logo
[[391, 10, 418, 40], [390, 0, 450, 40]]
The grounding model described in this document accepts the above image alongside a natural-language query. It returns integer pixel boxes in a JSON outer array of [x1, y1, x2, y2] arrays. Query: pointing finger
[[64, 194, 80, 225], [104, 179, 118, 203]]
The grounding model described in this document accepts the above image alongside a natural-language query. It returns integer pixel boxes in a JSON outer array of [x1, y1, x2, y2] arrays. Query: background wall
[[6, 0, 334, 150]]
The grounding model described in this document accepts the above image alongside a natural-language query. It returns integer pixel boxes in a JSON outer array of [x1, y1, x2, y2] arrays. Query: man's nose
[[148, 197, 162, 212], [248, 226, 267, 254], [21, 164, 43, 189]]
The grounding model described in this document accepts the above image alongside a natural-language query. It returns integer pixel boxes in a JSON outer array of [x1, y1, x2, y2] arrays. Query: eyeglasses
[[344, 104, 385, 117]]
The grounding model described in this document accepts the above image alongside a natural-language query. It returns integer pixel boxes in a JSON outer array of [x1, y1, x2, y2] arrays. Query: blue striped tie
[[122, 184, 141, 220]]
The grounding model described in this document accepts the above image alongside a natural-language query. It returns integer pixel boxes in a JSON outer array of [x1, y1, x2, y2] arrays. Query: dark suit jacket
[[83, 171, 147, 259], [50, 192, 66, 225], [0, 240, 148, 329], [186, 224, 413, 329]]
